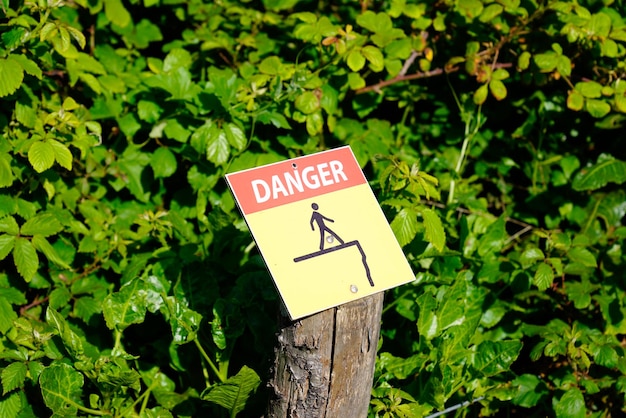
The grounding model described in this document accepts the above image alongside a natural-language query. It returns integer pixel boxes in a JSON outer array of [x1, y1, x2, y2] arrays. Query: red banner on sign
[[226, 146, 366, 215]]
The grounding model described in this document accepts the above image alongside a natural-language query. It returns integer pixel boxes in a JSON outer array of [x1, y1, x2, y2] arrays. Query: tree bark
[[266, 292, 384, 418]]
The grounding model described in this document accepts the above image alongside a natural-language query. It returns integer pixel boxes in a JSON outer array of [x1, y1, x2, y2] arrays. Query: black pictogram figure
[[310, 203, 344, 250], [294, 203, 374, 287]]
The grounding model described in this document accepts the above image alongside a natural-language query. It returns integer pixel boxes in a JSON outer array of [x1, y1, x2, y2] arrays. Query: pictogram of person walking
[[310, 203, 344, 250]]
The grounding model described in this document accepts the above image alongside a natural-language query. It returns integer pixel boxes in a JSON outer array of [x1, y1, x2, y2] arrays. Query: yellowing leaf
[[567, 90, 584, 111], [347, 49, 366, 72], [489, 79, 507, 100]]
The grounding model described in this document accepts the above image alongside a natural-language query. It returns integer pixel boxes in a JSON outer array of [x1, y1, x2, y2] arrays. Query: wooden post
[[266, 292, 384, 418]]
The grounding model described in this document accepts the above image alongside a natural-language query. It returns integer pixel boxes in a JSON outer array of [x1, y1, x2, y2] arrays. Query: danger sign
[[226, 146, 415, 319]]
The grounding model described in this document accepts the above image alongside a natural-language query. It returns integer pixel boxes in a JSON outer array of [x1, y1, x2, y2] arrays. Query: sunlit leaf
[[422, 208, 445, 252], [202, 366, 260, 416], [391, 208, 419, 247]]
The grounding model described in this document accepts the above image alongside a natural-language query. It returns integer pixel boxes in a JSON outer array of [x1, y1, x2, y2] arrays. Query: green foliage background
[[1, 0, 626, 416]]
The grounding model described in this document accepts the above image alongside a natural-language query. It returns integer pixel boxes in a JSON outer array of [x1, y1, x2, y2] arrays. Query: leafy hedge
[[1, 0, 626, 416]]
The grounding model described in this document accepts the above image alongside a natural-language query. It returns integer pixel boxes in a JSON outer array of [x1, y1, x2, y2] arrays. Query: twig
[[398, 50, 420, 77], [356, 67, 457, 94], [20, 296, 50, 317], [425, 396, 485, 418]]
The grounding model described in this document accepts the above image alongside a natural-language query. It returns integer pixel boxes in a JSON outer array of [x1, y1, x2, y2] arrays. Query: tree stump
[[266, 292, 384, 418]]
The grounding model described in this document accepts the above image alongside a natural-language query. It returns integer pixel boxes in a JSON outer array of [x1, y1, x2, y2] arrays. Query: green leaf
[[565, 279, 595, 309], [391, 208, 419, 247], [0, 296, 17, 334], [576, 81, 603, 99], [347, 50, 366, 72], [555, 387, 585, 418], [47, 139, 74, 170], [356, 11, 393, 33], [512, 374, 547, 408], [206, 126, 230, 166], [305, 111, 323, 135], [163, 48, 193, 72], [46, 308, 85, 358], [472, 340, 522, 377], [32, 235, 71, 269], [379, 352, 426, 380], [224, 123, 247, 151], [28, 141, 55, 173], [520, 247, 544, 269], [258, 56, 284, 75], [457, 0, 484, 18], [437, 278, 466, 332], [105, 0, 131, 27], [0, 57, 24, 97], [0, 392, 21, 418], [567, 247, 597, 267], [2, 362, 27, 394], [588, 12, 612, 38], [556, 55, 571, 77], [13, 238, 38, 282], [0, 217, 19, 235], [533, 52, 557, 72], [103, 278, 149, 331], [0, 235, 15, 261], [477, 216, 507, 256], [202, 366, 261, 416], [518, 51, 531, 70], [586, 99, 611, 118], [137, 100, 162, 123], [361, 45, 384, 72], [40, 363, 85, 416], [473, 84, 488, 105], [295, 91, 321, 115], [10, 54, 42, 79], [348, 72, 365, 90], [0, 153, 14, 188], [164, 296, 202, 345], [572, 154, 626, 191], [479, 3, 503, 22], [151, 147, 178, 179], [49, 287, 72, 310], [533, 262, 554, 291], [422, 208, 445, 252], [21, 213, 63, 237], [417, 293, 438, 339]]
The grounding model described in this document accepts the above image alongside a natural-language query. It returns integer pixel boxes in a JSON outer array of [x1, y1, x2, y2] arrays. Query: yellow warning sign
[[226, 146, 415, 319]]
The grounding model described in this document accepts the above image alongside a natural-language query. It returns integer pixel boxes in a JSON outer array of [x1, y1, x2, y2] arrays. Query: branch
[[356, 66, 458, 95]]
